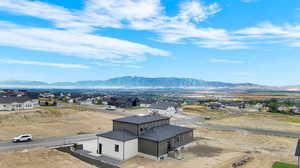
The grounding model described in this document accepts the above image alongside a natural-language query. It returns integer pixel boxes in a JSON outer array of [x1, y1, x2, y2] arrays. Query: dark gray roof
[[0, 96, 32, 104], [140, 125, 193, 142], [113, 115, 169, 124], [295, 139, 300, 156], [97, 131, 137, 141]]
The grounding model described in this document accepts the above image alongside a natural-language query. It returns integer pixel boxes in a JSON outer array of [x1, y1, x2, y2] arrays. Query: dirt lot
[[121, 128, 298, 168], [0, 148, 95, 168], [0, 120, 297, 168], [205, 115, 300, 133], [183, 105, 225, 116], [0, 107, 121, 141]]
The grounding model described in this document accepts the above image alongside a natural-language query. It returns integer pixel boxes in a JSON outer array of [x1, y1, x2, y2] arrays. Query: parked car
[[12, 134, 32, 142], [106, 105, 116, 110], [204, 116, 211, 120]]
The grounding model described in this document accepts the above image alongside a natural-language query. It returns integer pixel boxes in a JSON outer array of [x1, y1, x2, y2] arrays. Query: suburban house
[[0, 96, 38, 111], [207, 103, 224, 110], [96, 114, 193, 160], [38, 97, 57, 106], [107, 97, 140, 108], [139, 98, 157, 108], [148, 102, 181, 117]]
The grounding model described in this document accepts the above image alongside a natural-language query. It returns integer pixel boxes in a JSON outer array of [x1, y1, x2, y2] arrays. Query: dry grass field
[[183, 105, 226, 117], [0, 148, 96, 168], [122, 128, 298, 168], [0, 107, 121, 141], [232, 92, 300, 100], [205, 114, 300, 133]]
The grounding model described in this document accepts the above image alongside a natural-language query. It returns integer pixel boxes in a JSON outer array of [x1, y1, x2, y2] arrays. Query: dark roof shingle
[[113, 115, 169, 124], [97, 131, 137, 141], [140, 125, 193, 142], [0, 96, 32, 104]]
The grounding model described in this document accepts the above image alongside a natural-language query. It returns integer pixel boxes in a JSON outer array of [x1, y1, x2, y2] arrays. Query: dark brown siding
[[158, 140, 168, 156], [157, 130, 193, 156], [113, 121, 138, 135], [138, 138, 158, 157]]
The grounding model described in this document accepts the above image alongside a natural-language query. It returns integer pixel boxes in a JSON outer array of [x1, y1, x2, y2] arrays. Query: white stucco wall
[[124, 138, 138, 160], [99, 137, 124, 160], [98, 137, 138, 160]]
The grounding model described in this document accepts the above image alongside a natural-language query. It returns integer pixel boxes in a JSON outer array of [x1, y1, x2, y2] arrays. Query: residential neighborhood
[[1, 0, 300, 168]]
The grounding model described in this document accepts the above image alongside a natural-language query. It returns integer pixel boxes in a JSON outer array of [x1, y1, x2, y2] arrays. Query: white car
[[12, 134, 32, 142], [106, 105, 116, 110]]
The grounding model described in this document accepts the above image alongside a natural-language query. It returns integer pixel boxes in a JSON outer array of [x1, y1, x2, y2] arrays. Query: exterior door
[[98, 143, 102, 154], [167, 141, 171, 152]]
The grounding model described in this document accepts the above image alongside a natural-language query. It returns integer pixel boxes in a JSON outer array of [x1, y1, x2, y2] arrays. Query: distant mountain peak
[[0, 76, 259, 88]]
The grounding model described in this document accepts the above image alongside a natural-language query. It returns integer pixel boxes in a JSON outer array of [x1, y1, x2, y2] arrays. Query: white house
[[79, 98, 94, 105], [140, 103, 151, 108], [148, 102, 180, 117], [0, 96, 37, 111], [97, 131, 138, 160]]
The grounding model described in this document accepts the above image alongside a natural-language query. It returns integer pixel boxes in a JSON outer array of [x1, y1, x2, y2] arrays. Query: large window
[[114, 144, 119, 152]]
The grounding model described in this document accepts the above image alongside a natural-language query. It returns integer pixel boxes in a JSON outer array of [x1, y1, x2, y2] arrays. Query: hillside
[[0, 76, 259, 88]]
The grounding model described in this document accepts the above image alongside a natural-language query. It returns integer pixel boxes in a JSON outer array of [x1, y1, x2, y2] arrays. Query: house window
[[177, 137, 180, 142], [114, 144, 119, 152]]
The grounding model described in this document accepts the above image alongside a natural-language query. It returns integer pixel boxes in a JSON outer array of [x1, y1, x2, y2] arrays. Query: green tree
[[96, 99, 103, 105]]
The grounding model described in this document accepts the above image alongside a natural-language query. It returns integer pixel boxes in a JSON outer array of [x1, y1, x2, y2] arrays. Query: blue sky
[[0, 0, 299, 86]]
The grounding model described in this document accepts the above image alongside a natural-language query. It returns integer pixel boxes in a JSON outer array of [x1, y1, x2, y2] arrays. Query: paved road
[[0, 133, 97, 152], [1, 105, 300, 153], [79, 104, 132, 116]]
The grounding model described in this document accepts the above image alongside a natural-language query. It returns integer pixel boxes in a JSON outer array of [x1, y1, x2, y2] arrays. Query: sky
[[0, 0, 299, 86]]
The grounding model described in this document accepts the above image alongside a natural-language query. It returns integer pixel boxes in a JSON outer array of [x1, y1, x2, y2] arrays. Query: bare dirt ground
[[0, 107, 121, 141], [205, 115, 300, 133], [122, 108, 148, 114], [0, 148, 96, 168], [121, 128, 298, 168]]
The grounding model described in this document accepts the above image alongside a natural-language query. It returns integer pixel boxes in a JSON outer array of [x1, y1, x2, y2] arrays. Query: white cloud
[[0, 0, 244, 50], [0, 0, 82, 29], [125, 65, 142, 69], [84, 0, 162, 21], [127, 1, 244, 49], [0, 58, 89, 69], [94, 62, 142, 69], [0, 21, 169, 62], [209, 58, 243, 64], [0, 0, 170, 63], [2, 0, 300, 53], [235, 22, 300, 47], [179, 1, 220, 23]]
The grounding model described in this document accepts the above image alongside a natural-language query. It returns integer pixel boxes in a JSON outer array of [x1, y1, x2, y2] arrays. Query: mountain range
[[0, 76, 261, 89]]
